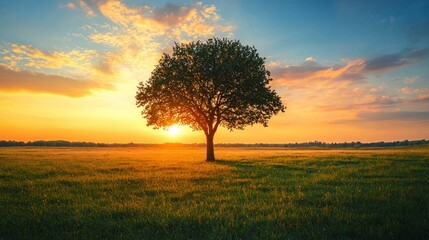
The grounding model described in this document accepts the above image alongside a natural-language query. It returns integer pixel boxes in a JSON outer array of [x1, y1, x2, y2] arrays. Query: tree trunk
[[206, 133, 215, 162]]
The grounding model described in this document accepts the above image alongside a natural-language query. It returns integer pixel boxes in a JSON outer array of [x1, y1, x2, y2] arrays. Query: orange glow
[[1, 1, 428, 144], [166, 125, 181, 136]]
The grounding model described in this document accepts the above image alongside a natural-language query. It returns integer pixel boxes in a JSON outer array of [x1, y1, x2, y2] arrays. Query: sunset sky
[[1, 0, 428, 143]]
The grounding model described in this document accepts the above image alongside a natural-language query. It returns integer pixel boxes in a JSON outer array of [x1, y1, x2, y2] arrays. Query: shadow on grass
[[0, 208, 325, 240]]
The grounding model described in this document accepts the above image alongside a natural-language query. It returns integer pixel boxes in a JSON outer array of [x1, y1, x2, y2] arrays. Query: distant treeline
[[0, 139, 428, 148], [217, 139, 429, 148]]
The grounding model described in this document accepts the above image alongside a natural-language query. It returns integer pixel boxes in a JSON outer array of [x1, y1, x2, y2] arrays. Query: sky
[[0, 0, 428, 143]]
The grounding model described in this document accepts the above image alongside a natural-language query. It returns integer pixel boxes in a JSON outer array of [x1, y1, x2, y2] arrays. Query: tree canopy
[[136, 38, 285, 161]]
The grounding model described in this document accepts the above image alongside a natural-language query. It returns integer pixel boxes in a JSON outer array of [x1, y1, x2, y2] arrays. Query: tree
[[136, 38, 285, 161]]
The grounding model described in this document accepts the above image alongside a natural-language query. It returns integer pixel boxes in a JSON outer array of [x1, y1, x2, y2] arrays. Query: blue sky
[[0, 0, 428, 142], [3, 1, 428, 59]]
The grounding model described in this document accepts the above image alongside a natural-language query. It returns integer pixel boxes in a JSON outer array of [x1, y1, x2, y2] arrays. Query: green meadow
[[0, 146, 428, 239]]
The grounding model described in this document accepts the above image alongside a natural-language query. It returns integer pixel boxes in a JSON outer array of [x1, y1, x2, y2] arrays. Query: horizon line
[[1, 139, 427, 146]]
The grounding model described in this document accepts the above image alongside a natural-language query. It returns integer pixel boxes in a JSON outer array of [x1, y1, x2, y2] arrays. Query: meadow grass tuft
[[0, 146, 428, 239]]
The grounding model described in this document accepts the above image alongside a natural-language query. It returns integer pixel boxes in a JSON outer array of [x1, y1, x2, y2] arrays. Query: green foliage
[[136, 38, 285, 134], [1, 147, 429, 239]]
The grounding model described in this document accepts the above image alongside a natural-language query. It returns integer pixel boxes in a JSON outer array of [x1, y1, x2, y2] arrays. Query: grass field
[[0, 146, 428, 239]]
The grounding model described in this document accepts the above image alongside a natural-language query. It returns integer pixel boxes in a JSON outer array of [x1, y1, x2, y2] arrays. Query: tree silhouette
[[136, 38, 285, 161]]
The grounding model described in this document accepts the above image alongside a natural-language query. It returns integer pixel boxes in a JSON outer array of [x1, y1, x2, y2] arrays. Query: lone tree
[[136, 38, 285, 161]]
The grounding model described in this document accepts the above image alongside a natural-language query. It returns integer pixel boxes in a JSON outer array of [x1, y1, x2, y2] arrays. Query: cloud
[[268, 47, 429, 126], [268, 48, 428, 116], [60, 2, 77, 9], [8, 44, 97, 71], [169, 3, 234, 39], [332, 110, 429, 124], [402, 75, 420, 84], [88, 0, 233, 41], [1, 1, 235, 99], [399, 86, 429, 103], [0, 43, 117, 87], [61, 0, 96, 16], [269, 59, 365, 89], [84, 1, 234, 82], [411, 94, 429, 103], [357, 111, 429, 122], [96, 0, 164, 30], [151, 3, 194, 27], [93, 60, 113, 75], [1, 41, 125, 86], [305, 57, 315, 62], [317, 95, 400, 111], [0, 64, 113, 97], [78, 0, 96, 17], [270, 47, 429, 91], [364, 48, 429, 72]]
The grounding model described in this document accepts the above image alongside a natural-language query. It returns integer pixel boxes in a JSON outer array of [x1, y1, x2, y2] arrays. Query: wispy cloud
[[85, 0, 234, 82], [401, 75, 420, 84], [271, 47, 429, 89], [317, 95, 400, 111], [78, 0, 96, 17], [60, 2, 77, 10], [356, 111, 429, 122], [413, 96, 429, 103], [1, 43, 113, 86], [91, 1, 233, 42], [331, 110, 429, 124], [0, 1, 234, 97], [8, 44, 96, 70], [364, 48, 429, 72], [150, 3, 194, 27], [269, 47, 429, 124], [270, 59, 365, 89], [61, 0, 96, 17], [0, 64, 113, 97]]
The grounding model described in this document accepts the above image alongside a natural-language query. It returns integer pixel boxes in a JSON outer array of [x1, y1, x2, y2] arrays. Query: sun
[[166, 125, 181, 136]]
